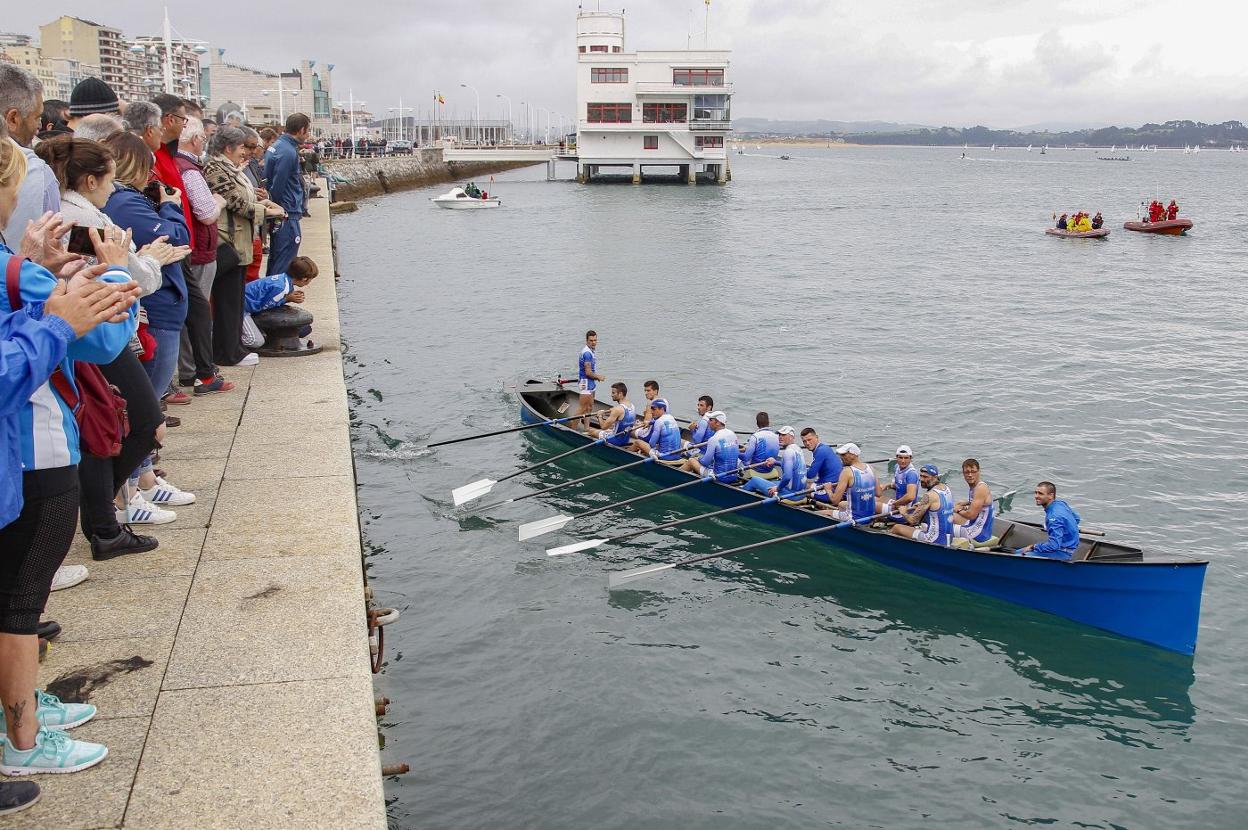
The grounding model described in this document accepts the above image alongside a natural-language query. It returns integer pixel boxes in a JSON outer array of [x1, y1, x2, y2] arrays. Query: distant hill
[[734, 118, 930, 135], [796, 120, 1248, 148]]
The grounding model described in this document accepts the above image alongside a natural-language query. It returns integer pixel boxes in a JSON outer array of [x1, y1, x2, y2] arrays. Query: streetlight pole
[[495, 93, 513, 145], [161, 6, 174, 94], [261, 77, 296, 126], [460, 82, 480, 145]]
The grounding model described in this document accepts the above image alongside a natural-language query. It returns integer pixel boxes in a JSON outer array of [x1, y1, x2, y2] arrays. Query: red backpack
[[6, 256, 129, 458]]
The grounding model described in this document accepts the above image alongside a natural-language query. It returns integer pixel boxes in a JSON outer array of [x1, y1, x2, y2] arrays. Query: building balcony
[[635, 81, 733, 96], [689, 120, 732, 131]]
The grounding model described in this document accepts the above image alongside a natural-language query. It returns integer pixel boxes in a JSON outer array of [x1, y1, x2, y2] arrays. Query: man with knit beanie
[[66, 77, 120, 132]]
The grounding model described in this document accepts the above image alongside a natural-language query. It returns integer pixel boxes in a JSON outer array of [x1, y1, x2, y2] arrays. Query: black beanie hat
[[69, 78, 120, 117]]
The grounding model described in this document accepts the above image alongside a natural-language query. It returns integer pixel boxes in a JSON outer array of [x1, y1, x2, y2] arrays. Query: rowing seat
[[657, 459, 685, 468], [952, 535, 999, 551], [744, 468, 781, 481]]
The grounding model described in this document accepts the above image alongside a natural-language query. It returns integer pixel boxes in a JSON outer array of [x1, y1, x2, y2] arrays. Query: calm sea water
[[334, 146, 1248, 829]]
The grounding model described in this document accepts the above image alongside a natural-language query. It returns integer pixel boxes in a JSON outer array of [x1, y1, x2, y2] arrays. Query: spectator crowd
[[0, 66, 323, 814]]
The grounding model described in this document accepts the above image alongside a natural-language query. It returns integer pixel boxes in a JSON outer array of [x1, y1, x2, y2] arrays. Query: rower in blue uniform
[[742, 426, 807, 498], [629, 380, 661, 454], [589, 382, 636, 447], [1016, 481, 1081, 560], [638, 398, 683, 461], [891, 464, 955, 546], [740, 412, 781, 482], [819, 443, 877, 521], [952, 457, 995, 545], [802, 427, 843, 505], [575, 330, 605, 431], [686, 395, 714, 450], [880, 445, 920, 520], [681, 410, 740, 483]]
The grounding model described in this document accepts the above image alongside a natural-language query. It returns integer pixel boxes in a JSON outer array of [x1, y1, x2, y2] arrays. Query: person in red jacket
[[1148, 200, 1164, 222], [147, 95, 196, 248], [1167, 199, 1179, 220]]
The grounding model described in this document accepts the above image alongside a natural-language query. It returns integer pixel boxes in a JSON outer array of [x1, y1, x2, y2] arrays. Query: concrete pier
[[0, 187, 386, 829]]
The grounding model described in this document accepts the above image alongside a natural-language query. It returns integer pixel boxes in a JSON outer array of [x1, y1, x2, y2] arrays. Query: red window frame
[[589, 45, 608, 53], [673, 68, 725, 86], [695, 136, 724, 148], [642, 103, 687, 123], [643, 135, 658, 150], [590, 67, 629, 83], [587, 103, 632, 123], [578, 46, 586, 53], [612, 46, 622, 53]]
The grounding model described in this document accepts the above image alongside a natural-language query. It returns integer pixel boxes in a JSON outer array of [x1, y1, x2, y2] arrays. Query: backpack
[[6, 256, 129, 458]]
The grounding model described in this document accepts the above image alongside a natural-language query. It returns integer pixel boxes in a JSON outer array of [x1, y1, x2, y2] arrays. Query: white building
[[574, 10, 731, 184]]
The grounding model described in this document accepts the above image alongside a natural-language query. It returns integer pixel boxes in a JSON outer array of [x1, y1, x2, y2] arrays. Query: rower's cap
[[920, 464, 939, 476], [650, 398, 668, 410], [896, 445, 912, 456], [835, 442, 860, 455], [777, 425, 796, 436], [707, 410, 726, 424]]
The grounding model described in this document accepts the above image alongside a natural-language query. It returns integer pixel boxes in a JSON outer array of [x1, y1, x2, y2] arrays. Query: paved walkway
[[1, 188, 386, 829]]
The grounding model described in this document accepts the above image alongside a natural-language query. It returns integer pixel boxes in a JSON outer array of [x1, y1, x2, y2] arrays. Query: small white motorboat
[[431, 187, 501, 210]]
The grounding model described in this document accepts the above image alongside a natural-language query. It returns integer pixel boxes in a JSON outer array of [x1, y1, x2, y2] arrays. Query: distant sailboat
[[1026, 144, 1033, 152], [991, 144, 996, 151], [1193, 145, 1201, 154], [1110, 145, 1116, 153]]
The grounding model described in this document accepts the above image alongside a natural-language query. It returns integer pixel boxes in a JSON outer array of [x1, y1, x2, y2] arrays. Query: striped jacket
[[0, 245, 138, 471]]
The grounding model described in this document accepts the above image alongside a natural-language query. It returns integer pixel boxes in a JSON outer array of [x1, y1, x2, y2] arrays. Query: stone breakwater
[[326, 149, 542, 200]]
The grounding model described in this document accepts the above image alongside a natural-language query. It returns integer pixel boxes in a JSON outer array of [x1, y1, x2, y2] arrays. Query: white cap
[[777, 425, 796, 436], [896, 445, 912, 456], [707, 410, 727, 425], [835, 442, 861, 455]]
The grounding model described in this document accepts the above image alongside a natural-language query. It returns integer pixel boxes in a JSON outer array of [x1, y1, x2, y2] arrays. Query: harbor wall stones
[[326, 149, 541, 200]]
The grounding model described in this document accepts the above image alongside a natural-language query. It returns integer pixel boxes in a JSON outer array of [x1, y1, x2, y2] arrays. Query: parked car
[[388, 140, 414, 155]]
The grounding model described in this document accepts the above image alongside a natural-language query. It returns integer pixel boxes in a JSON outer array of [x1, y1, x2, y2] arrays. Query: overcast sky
[[7, 1, 1246, 129]]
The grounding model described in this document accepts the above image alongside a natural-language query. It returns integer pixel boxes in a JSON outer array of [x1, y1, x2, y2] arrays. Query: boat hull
[[1046, 228, 1109, 239], [1123, 219, 1192, 235], [434, 198, 501, 210], [516, 383, 1206, 654]]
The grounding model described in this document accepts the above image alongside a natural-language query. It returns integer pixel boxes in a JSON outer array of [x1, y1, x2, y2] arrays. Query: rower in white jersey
[[629, 380, 661, 455], [740, 412, 781, 481], [951, 457, 995, 545], [742, 426, 808, 500], [588, 382, 637, 447], [680, 411, 741, 482], [892, 464, 956, 546], [879, 445, 920, 520], [819, 443, 878, 521], [575, 329, 606, 431]]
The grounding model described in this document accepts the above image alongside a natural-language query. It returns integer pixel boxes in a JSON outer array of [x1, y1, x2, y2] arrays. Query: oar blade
[[546, 538, 607, 557], [452, 479, 496, 506], [518, 514, 574, 542], [607, 561, 677, 588]]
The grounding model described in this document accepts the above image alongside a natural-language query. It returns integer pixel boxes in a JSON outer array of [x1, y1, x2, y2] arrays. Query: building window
[[612, 46, 622, 53], [587, 103, 632, 123], [590, 67, 628, 83], [693, 94, 731, 122], [579, 46, 586, 53], [644, 135, 658, 150], [695, 136, 723, 148], [673, 68, 725, 86], [589, 45, 608, 53], [642, 103, 687, 123]]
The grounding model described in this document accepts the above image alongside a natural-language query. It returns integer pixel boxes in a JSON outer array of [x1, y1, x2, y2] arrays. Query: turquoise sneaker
[[0, 727, 108, 775], [0, 690, 96, 732]]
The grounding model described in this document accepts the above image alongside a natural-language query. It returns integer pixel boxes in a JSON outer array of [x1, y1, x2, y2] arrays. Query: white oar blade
[[607, 561, 677, 588], [546, 538, 607, 557], [452, 479, 496, 506], [518, 514, 574, 542]]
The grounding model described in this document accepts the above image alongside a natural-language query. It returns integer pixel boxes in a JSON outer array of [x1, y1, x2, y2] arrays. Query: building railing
[[635, 82, 734, 95], [689, 120, 732, 131]]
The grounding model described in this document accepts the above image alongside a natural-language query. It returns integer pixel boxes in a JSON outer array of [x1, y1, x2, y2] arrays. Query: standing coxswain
[[575, 329, 605, 431]]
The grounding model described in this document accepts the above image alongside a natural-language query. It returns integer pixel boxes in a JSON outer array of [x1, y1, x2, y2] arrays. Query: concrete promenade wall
[[327, 148, 542, 200], [0, 186, 387, 829]]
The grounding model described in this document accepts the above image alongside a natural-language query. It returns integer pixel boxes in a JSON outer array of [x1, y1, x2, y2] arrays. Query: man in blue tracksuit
[[1017, 481, 1081, 560], [264, 113, 310, 275]]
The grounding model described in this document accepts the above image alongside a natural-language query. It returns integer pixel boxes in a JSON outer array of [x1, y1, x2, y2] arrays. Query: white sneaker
[[140, 476, 196, 506], [50, 565, 89, 592], [235, 352, 259, 366], [115, 490, 176, 525]]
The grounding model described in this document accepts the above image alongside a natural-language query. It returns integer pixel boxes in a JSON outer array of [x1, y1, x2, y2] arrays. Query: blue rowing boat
[[517, 381, 1207, 654]]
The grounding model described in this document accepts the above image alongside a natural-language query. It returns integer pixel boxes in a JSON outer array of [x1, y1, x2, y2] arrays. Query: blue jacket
[[103, 185, 189, 331], [264, 134, 305, 215], [0, 246, 137, 480], [806, 443, 843, 486], [244, 273, 292, 314], [0, 308, 74, 527], [1032, 499, 1082, 560]]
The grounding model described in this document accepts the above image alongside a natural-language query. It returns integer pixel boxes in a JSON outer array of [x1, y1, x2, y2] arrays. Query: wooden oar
[[607, 511, 887, 589], [428, 410, 596, 450], [453, 438, 609, 506], [474, 440, 712, 513], [547, 486, 813, 556], [518, 456, 774, 541]]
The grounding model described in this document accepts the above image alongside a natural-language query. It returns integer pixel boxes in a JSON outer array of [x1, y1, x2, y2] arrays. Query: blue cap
[[920, 464, 939, 476], [650, 398, 668, 410]]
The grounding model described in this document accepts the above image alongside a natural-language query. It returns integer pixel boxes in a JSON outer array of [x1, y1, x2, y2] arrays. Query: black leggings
[[183, 259, 218, 382], [78, 348, 164, 540], [0, 467, 79, 635], [212, 243, 247, 366]]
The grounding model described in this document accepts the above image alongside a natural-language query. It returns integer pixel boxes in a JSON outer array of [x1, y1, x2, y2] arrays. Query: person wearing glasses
[[147, 95, 196, 249]]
